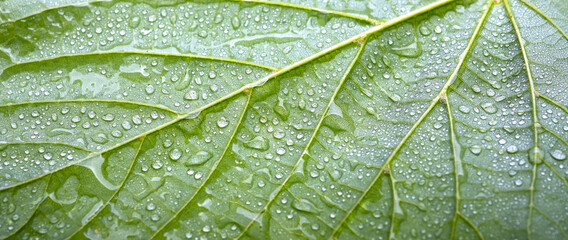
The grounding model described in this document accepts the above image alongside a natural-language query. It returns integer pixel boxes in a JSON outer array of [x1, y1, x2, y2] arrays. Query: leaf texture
[[0, 0, 567, 239]]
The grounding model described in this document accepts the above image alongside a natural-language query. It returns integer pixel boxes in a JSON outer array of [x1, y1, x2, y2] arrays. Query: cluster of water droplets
[[0, 1, 369, 69]]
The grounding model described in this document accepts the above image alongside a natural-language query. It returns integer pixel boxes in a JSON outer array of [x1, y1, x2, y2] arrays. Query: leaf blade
[[1, 0, 568, 239]]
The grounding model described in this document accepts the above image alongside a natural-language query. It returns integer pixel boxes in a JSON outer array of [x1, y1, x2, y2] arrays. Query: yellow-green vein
[[504, 1, 540, 238], [235, 0, 382, 25], [149, 90, 253, 239], [331, 0, 494, 237], [519, 0, 568, 41], [236, 39, 368, 239], [65, 137, 145, 240]]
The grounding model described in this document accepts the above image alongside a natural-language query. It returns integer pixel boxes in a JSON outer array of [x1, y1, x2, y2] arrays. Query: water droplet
[[72, 116, 81, 123], [273, 129, 285, 139], [231, 16, 240, 29], [550, 149, 566, 161], [310, 171, 319, 178], [434, 26, 442, 33], [273, 101, 289, 120], [132, 115, 142, 125], [391, 42, 421, 58], [130, 16, 140, 28], [122, 121, 132, 130], [146, 85, 155, 94], [169, 148, 182, 161], [102, 113, 114, 121], [194, 172, 203, 180], [184, 151, 212, 166], [470, 145, 482, 155], [184, 90, 198, 100], [506, 145, 518, 154], [459, 106, 470, 114], [111, 130, 123, 138], [292, 198, 319, 214], [91, 133, 109, 144], [147, 203, 156, 211], [276, 147, 286, 155], [481, 102, 497, 114], [472, 85, 481, 93], [419, 25, 431, 36], [244, 136, 269, 151], [217, 117, 229, 128]]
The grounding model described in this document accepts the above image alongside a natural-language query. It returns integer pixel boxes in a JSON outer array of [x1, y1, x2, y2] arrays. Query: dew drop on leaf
[[217, 117, 229, 128], [550, 149, 566, 161], [169, 148, 182, 161], [184, 151, 212, 166]]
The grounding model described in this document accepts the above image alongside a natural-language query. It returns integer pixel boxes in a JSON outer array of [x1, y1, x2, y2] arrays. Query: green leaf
[[0, 0, 567, 239]]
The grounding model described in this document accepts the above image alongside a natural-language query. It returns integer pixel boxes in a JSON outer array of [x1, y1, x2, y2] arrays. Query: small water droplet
[[147, 203, 156, 211], [194, 172, 203, 180], [146, 85, 155, 94], [276, 147, 286, 155], [434, 26, 442, 33], [111, 130, 123, 138], [310, 171, 319, 178], [459, 106, 470, 114]]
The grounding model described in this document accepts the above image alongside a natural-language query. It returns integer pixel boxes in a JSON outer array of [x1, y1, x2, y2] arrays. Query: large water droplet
[[217, 117, 229, 128], [470, 145, 482, 155], [506, 145, 518, 154], [550, 149, 566, 161], [169, 148, 182, 161], [184, 151, 212, 166], [102, 113, 114, 122], [292, 198, 319, 214], [244, 136, 270, 151], [481, 102, 497, 114], [231, 16, 240, 29], [419, 25, 431, 36]]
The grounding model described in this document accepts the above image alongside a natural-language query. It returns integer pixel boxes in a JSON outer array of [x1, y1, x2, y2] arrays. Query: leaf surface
[[0, 0, 567, 239]]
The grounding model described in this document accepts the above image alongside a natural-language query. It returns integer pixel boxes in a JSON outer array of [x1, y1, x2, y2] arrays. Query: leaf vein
[[150, 91, 253, 239], [332, 0, 494, 237]]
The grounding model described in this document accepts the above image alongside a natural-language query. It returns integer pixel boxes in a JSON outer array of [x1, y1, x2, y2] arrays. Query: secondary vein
[[331, 0, 494, 237]]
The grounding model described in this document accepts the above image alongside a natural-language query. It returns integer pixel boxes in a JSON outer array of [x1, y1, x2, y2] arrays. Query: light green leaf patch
[[1, 0, 567, 239]]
